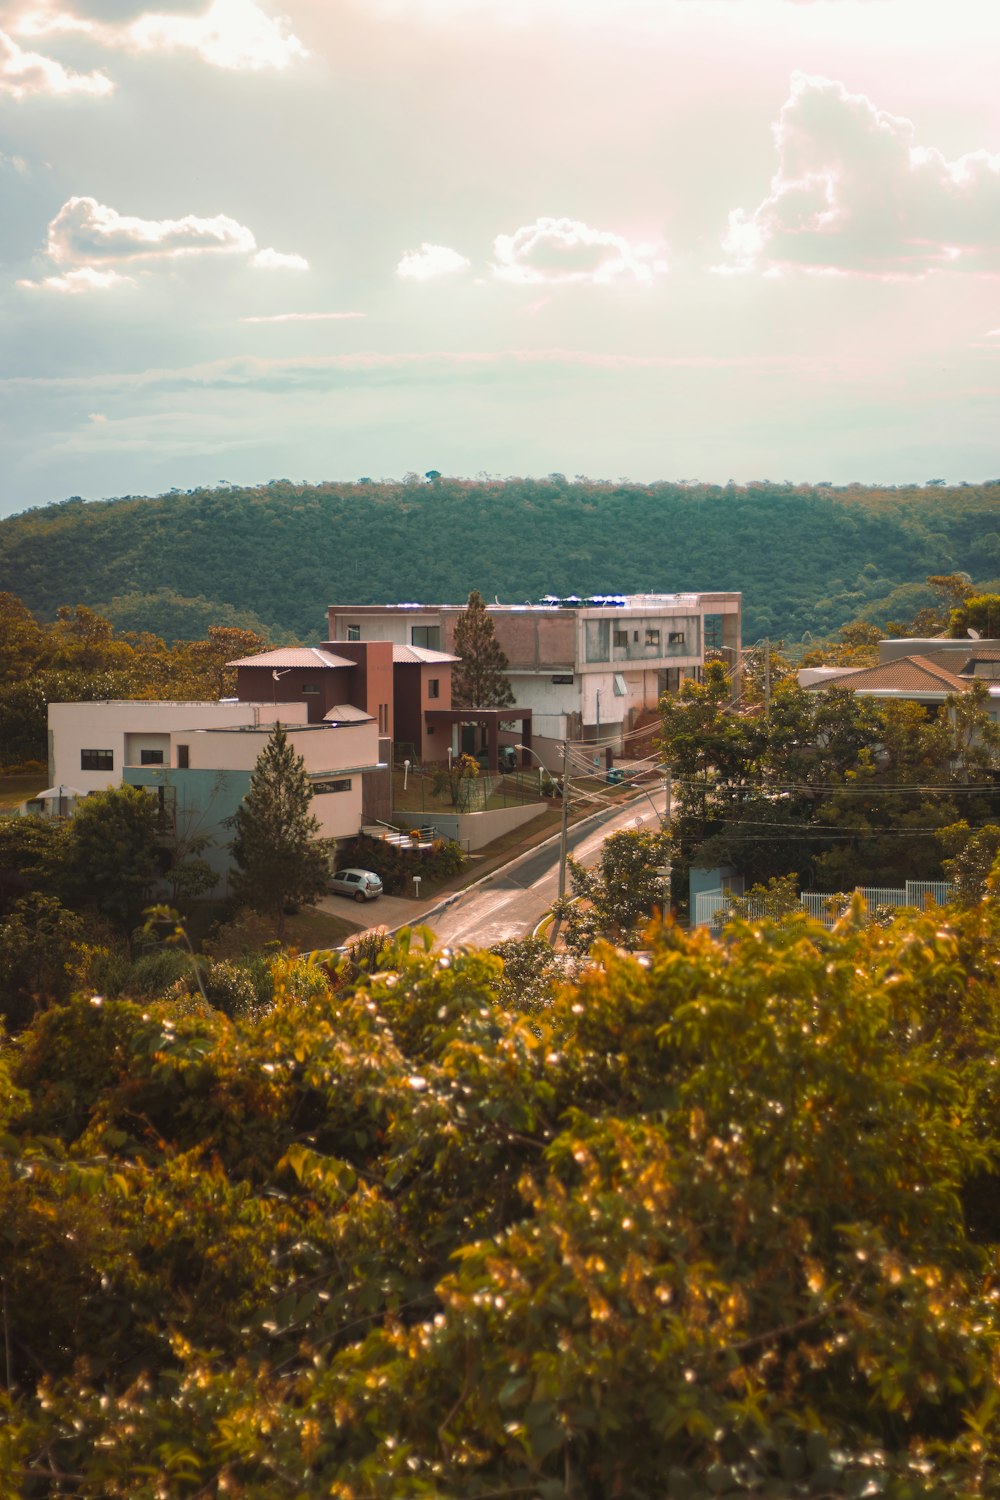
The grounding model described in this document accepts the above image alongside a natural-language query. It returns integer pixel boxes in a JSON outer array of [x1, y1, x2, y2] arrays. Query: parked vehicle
[[329, 868, 383, 903]]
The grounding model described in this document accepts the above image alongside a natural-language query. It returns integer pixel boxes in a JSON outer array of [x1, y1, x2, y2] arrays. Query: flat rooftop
[[332, 592, 740, 612]]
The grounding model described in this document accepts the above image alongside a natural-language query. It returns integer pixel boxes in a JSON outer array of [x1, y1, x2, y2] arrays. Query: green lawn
[[0, 771, 48, 810]]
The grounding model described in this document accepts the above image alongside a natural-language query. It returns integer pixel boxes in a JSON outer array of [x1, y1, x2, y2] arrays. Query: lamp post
[[515, 740, 573, 933]]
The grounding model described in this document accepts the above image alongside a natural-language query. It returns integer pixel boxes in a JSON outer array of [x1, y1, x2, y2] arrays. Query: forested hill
[[1, 476, 998, 644]]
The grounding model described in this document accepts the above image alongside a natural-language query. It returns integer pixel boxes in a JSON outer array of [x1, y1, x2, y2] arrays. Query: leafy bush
[[4, 903, 1000, 1494]]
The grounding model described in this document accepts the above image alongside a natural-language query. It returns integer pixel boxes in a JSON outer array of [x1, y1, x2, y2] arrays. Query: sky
[[1, 0, 999, 515]]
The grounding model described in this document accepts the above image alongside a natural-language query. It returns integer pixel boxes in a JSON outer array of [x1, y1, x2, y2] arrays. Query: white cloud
[[396, 242, 471, 281], [30, 196, 309, 290], [128, 0, 306, 71], [250, 246, 309, 271], [0, 27, 113, 96], [18, 265, 135, 292], [241, 311, 365, 322], [16, 0, 306, 73], [47, 195, 259, 262], [491, 216, 667, 286], [722, 72, 1000, 276]]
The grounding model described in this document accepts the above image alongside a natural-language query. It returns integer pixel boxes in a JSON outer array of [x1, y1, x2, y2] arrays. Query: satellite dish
[[968, 627, 982, 639]]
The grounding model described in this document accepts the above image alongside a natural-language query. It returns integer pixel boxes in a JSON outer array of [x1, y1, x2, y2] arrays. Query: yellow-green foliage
[[4, 905, 1000, 1496]]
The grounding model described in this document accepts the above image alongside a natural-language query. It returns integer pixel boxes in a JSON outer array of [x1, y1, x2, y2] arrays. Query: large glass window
[[140, 749, 164, 765], [703, 613, 723, 651], [81, 749, 113, 771], [412, 625, 441, 649]]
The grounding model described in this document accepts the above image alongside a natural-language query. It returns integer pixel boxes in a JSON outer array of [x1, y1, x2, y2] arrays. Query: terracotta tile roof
[[921, 648, 1000, 677], [226, 647, 355, 669], [814, 654, 969, 694], [391, 644, 460, 664]]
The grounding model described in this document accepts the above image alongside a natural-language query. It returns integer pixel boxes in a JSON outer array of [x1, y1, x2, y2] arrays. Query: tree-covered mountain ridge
[[2, 476, 998, 644]]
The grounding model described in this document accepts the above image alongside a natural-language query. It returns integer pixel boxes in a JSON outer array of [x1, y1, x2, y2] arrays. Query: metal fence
[[695, 879, 956, 932]]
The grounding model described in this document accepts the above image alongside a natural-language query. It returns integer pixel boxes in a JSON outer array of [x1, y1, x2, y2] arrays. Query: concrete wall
[[394, 799, 548, 852], [49, 700, 307, 792], [329, 642, 395, 739], [328, 606, 441, 644]]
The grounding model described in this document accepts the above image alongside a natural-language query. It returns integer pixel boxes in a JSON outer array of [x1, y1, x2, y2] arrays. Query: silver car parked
[[329, 867, 383, 903]]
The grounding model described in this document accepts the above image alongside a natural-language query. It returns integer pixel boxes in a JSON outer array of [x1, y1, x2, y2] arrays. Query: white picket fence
[[694, 880, 955, 932]]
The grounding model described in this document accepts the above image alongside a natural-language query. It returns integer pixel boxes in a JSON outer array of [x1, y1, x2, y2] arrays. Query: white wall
[[187, 720, 379, 842], [49, 701, 308, 792]]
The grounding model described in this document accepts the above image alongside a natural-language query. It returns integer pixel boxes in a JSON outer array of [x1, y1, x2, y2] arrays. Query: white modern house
[[47, 699, 304, 795], [328, 592, 742, 767], [42, 699, 384, 891]]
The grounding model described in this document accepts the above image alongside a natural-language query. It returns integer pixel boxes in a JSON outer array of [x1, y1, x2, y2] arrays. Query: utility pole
[[557, 736, 571, 903], [548, 736, 573, 949], [656, 767, 673, 926]]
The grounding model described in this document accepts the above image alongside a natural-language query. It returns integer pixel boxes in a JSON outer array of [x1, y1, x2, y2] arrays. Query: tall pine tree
[[451, 590, 515, 708], [229, 724, 331, 940]]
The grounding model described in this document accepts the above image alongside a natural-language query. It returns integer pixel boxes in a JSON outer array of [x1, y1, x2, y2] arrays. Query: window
[[645, 628, 661, 647], [613, 630, 628, 648], [312, 777, 352, 794], [411, 625, 441, 650], [668, 631, 685, 645], [177, 745, 190, 769], [613, 674, 628, 696], [346, 624, 361, 641], [81, 749, 113, 771], [140, 749, 164, 766], [427, 678, 440, 699], [551, 674, 573, 685], [302, 682, 319, 694]]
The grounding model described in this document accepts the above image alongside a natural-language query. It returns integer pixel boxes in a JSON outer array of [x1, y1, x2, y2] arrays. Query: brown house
[[227, 640, 460, 764]]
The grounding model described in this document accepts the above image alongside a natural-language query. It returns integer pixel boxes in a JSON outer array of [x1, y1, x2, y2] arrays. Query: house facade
[[800, 647, 1000, 724], [226, 639, 458, 790], [124, 718, 382, 891], [48, 699, 306, 795], [327, 593, 742, 767], [46, 698, 384, 892]]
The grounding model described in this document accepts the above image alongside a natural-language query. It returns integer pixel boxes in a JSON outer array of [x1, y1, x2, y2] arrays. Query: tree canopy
[[4, 895, 1000, 1495], [659, 668, 1000, 905], [2, 477, 999, 647], [451, 589, 515, 708], [229, 723, 331, 939]]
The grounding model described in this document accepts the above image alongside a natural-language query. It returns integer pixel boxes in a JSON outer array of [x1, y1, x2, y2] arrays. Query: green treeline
[[1, 476, 998, 643]]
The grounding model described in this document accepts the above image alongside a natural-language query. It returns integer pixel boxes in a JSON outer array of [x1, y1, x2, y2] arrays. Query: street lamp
[[516, 740, 573, 929]]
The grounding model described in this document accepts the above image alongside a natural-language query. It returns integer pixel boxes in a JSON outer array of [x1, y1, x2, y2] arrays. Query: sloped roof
[[814, 654, 969, 695], [391, 644, 460, 665], [323, 704, 374, 724], [921, 647, 1000, 678], [226, 647, 355, 669]]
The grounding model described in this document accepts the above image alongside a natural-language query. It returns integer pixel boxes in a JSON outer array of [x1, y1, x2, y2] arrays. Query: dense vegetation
[[5, 893, 1000, 1496], [659, 662, 1000, 907], [2, 477, 999, 644], [0, 595, 268, 765]]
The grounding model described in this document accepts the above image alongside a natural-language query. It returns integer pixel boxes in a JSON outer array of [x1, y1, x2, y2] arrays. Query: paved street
[[317, 789, 669, 951], [425, 797, 662, 947]]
